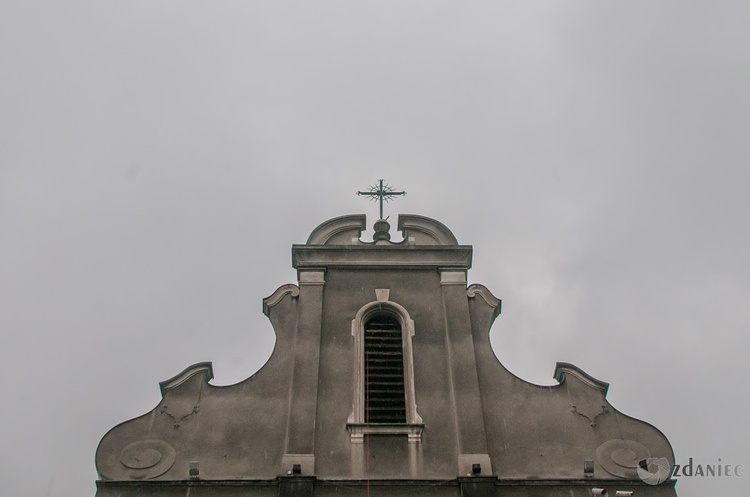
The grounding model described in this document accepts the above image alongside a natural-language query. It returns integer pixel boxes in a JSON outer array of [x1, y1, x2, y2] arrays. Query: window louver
[[364, 315, 407, 423]]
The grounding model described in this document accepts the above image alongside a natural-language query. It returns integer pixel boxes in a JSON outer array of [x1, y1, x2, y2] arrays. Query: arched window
[[364, 314, 406, 423], [347, 290, 423, 443]]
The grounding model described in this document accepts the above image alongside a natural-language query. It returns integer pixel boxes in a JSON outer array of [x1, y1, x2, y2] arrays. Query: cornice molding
[[262, 284, 300, 316], [292, 245, 472, 270], [466, 284, 502, 320], [158, 362, 214, 397], [553, 362, 610, 395], [306, 215, 366, 245], [397, 214, 459, 245]]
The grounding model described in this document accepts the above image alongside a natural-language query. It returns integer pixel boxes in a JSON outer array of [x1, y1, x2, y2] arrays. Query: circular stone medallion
[[596, 439, 651, 478], [119, 439, 176, 479]]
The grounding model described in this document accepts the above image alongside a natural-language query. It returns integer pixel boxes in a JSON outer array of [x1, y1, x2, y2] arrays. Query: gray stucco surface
[[95, 214, 677, 496]]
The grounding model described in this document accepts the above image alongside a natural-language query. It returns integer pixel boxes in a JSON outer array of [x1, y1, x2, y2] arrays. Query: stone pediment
[[305, 214, 459, 246]]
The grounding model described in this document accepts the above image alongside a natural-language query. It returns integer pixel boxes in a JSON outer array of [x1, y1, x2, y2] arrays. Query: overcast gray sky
[[1, 2, 748, 496]]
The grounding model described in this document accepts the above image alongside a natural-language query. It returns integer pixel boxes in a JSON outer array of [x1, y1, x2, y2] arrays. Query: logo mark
[[638, 457, 671, 485]]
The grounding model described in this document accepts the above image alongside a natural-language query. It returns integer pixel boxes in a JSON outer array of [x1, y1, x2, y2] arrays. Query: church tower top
[[295, 214, 471, 272]]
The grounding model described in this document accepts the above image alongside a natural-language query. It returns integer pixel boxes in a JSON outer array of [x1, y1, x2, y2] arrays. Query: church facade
[[95, 214, 678, 496]]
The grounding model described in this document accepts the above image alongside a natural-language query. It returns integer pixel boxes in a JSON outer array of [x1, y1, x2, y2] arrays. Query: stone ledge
[[346, 422, 425, 443]]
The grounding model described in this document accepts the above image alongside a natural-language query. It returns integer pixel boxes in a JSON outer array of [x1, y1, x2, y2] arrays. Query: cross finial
[[356, 179, 406, 219]]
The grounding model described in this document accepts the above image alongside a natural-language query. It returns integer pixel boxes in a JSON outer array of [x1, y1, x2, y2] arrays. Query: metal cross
[[357, 179, 406, 220]]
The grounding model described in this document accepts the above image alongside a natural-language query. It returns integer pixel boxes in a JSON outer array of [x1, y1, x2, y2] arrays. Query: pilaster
[[440, 269, 492, 476], [283, 269, 325, 474]]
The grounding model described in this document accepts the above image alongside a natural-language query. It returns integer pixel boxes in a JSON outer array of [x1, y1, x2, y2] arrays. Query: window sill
[[346, 423, 424, 443]]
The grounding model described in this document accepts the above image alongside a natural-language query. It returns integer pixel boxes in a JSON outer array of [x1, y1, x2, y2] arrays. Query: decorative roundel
[[119, 439, 176, 479], [596, 439, 651, 478]]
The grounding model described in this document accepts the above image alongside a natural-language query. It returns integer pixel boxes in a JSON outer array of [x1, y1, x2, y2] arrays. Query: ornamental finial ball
[[373, 219, 391, 243]]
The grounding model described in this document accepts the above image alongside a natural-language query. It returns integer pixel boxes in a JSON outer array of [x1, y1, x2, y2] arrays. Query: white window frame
[[346, 289, 423, 443]]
